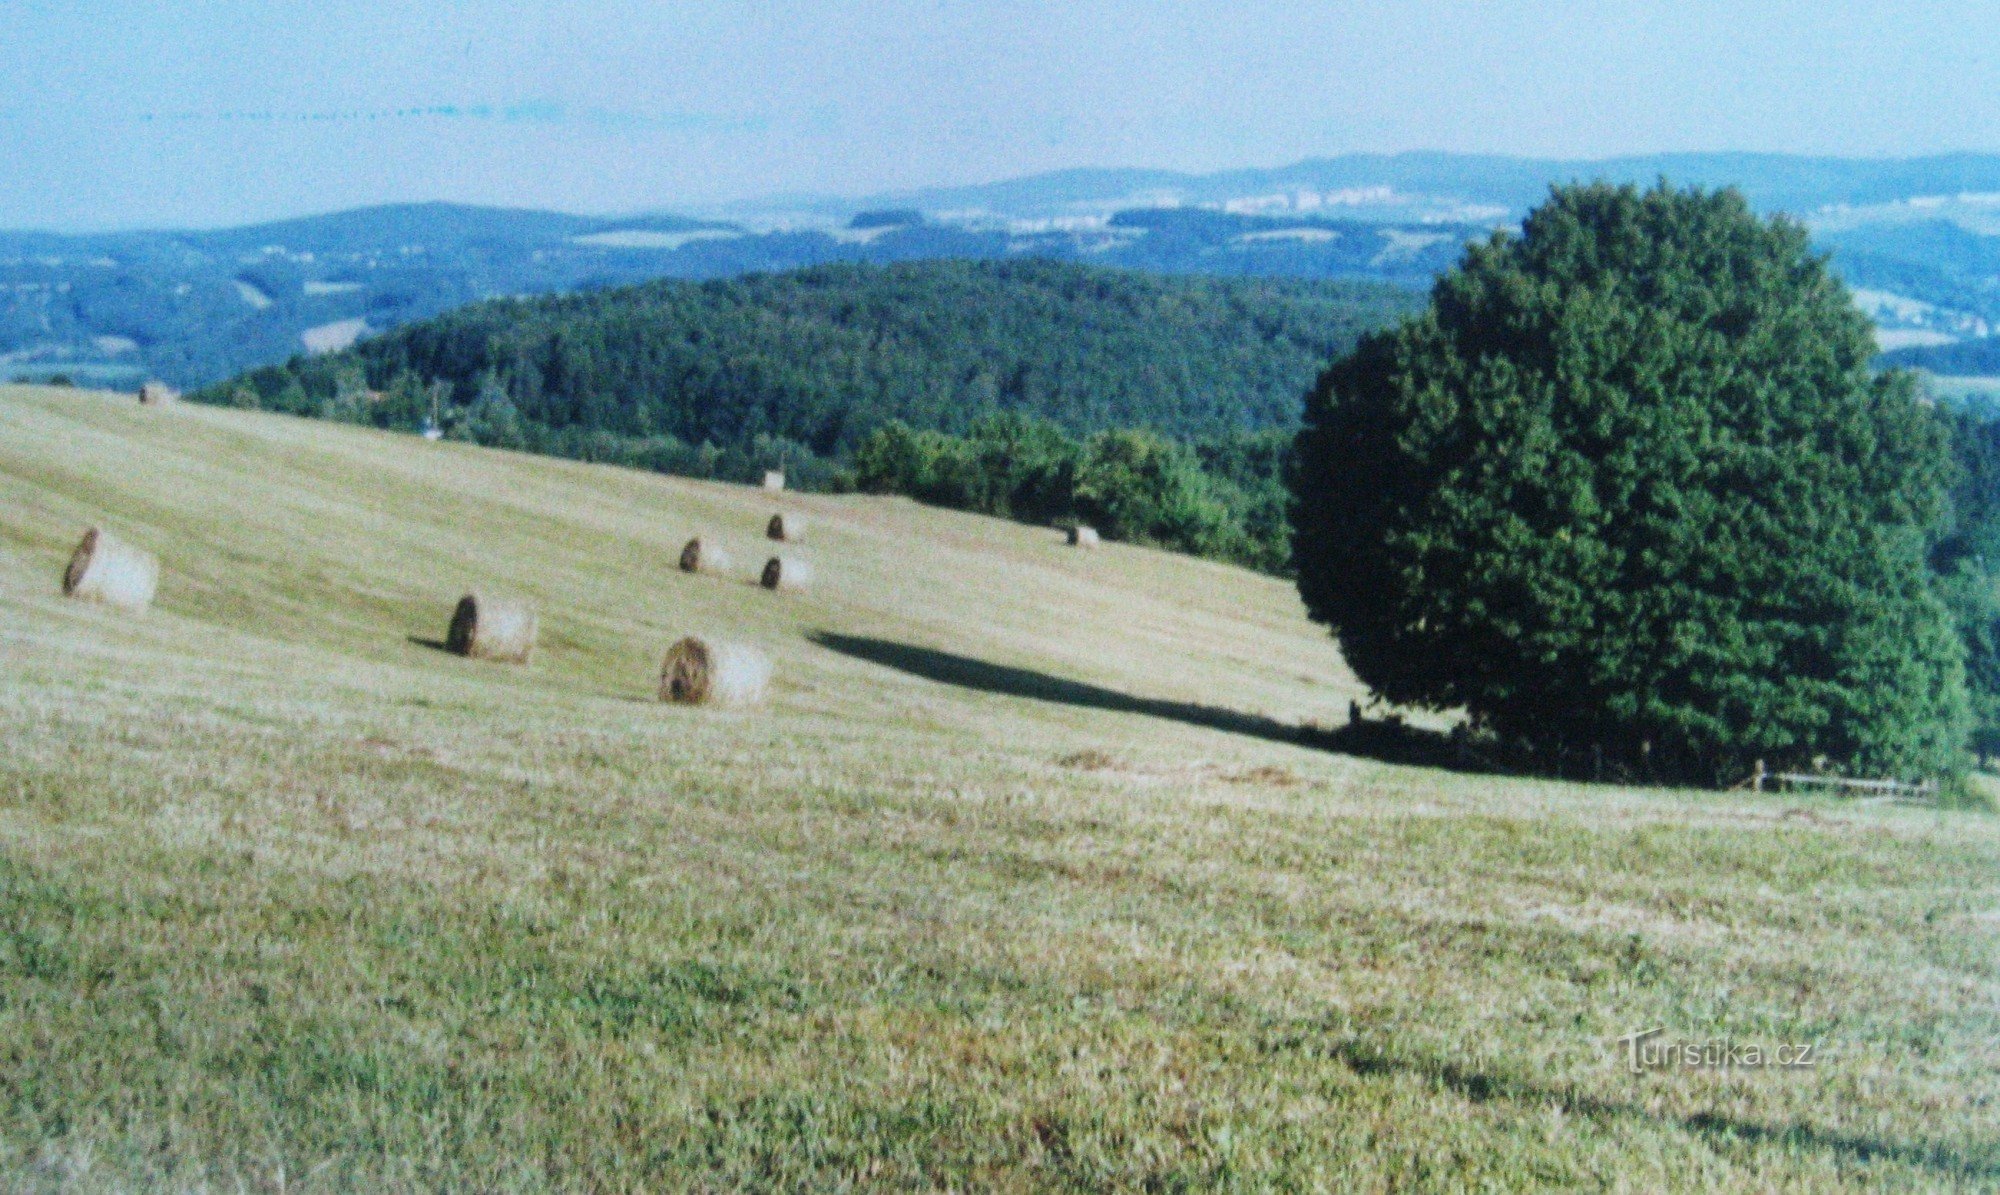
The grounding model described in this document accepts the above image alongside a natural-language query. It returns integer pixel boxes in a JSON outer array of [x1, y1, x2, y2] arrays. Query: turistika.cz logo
[[1616, 1028, 1819, 1074]]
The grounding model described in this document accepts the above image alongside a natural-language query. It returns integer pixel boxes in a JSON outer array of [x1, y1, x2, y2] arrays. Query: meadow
[[0, 385, 1994, 1190]]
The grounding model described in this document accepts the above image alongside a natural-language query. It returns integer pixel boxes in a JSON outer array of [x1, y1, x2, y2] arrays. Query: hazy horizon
[[9, 147, 2000, 238], [6, 1, 1999, 232]]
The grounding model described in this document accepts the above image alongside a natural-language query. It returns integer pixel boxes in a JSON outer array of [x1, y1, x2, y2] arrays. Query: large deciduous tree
[[1290, 182, 1967, 783]]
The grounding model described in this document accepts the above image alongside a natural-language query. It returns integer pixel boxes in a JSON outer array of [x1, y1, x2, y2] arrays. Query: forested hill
[[197, 259, 1416, 462]]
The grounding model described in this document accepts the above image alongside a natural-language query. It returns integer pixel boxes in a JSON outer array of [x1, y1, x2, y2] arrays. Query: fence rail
[[1738, 760, 1938, 802]]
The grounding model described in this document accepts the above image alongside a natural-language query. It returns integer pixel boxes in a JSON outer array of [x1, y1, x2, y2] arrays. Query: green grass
[[1, 384, 1996, 1190]]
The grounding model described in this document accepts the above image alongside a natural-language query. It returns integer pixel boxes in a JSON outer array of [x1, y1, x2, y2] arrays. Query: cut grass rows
[[0, 386, 1995, 1189]]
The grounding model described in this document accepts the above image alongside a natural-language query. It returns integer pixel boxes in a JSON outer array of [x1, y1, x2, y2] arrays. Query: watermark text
[[1616, 1027, 1818, 1074]]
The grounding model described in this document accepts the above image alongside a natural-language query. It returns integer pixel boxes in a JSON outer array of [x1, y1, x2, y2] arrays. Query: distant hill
[[836, 152, 2000, 223], [0, 198, 1469, 392], [1884, 336, 2000, 376], [0, 204, 734, 389], [195, 257, 1415, 469], [845, 153, 2000, 345], [18, 152, 2000, 388]]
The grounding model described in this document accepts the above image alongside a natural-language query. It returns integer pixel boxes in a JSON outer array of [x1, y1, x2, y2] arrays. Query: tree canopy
[[202, 259, 1410, 461], [853, 415, 1291, 571], [1291, 181, 1967, 783]]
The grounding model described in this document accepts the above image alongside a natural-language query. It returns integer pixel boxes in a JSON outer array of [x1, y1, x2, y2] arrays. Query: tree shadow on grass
[[407, 635, 452, 653], [1321, 1038, 1997, 1181], [810, 631, 1488, 771], [814, 632, 1985, 1174]]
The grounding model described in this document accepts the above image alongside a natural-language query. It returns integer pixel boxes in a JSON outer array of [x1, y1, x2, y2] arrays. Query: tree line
[[853, 416, 1292, 571]]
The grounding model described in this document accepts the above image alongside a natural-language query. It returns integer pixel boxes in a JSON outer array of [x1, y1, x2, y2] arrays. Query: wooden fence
[[1739, 759, 1939, 803]]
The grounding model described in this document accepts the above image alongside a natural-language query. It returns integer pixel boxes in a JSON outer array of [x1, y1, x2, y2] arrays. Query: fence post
[[1752, 759, 1766, 793]]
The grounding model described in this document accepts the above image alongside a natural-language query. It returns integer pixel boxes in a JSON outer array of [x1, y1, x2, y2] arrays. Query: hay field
[[0, 384, 1995, 1190]]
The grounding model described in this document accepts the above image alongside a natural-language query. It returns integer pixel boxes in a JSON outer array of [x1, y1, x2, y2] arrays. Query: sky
[[2, 0, 1997, 231]]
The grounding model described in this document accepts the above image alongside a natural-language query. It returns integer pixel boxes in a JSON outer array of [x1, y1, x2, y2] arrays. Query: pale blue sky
[[2, 0, 1996, 230]]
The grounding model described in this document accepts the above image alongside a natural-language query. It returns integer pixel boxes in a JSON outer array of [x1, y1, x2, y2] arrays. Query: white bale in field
[[760, 556, 813, 591], [679, 536, 732, 575], [445, 593, 537, 664], [1068, 525, 1100, 548], [658, 636, 771, 706], [62, 527, 159, 612]]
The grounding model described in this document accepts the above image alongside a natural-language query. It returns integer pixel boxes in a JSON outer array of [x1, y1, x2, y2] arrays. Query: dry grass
[[0, 384, 1995, 1190]]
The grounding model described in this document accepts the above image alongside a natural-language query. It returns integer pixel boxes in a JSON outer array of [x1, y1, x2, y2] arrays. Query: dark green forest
[[193, 259, 1416, 563]]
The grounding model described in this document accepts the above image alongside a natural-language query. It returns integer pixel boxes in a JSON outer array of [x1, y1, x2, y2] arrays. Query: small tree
[[1076, 429, 1233, 555], [964, 412, 1079, 523], [457, 375, 527, 448], [1291, 181, 1967, 783], [854, 421, 932, 495]]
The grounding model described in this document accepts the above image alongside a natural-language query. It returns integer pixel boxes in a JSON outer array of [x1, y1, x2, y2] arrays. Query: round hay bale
[[762, 470, 787, 491], [138, 381, 178, 406], [679, 536, 732, 575], [1068, 524, 1101, 548], [659, 636, 771, 706], [767, 513, 806, 542], [61, 527, 159, 612], [445, 593, 537, 663], [761, 556, 813, 591]]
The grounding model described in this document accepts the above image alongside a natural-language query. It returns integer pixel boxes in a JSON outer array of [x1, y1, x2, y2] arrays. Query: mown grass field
[[0, 384, 1996, 1191]]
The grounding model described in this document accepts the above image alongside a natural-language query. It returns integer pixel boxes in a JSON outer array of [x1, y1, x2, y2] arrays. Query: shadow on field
[[810, 631, 1488, 771], [406, 635, 452, 653], [1328, 1041, 1997, 1181]]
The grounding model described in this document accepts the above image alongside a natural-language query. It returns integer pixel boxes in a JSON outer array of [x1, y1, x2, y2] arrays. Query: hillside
[[0, 205, 738, 389], [848, 151, 2000, 225], [197, 258, 1414, 473], [1887, 334, 2000, 377], [19, 153, 2000, 391], [0, 384, 1994, 1187], [0, 201, 1455, 393]]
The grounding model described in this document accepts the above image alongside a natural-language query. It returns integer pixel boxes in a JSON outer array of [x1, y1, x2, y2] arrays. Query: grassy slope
[[0, 384, 1995, 1191]]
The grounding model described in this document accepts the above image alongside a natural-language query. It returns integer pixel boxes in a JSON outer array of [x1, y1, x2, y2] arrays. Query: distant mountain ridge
[[746, 152, 2000, 224], [13, 152, 2000, 389]]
